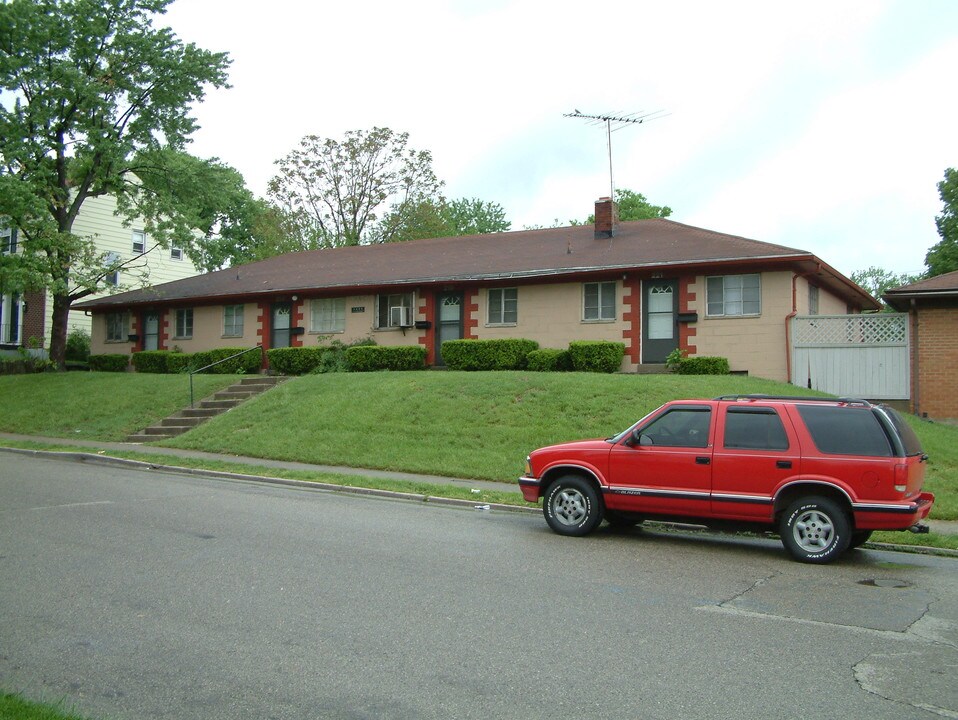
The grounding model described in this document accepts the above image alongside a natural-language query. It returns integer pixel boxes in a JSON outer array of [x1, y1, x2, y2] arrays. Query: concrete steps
[[127, 375, 287, 442]]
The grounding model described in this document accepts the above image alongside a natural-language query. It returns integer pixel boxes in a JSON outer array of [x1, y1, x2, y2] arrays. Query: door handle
[[776, 460, 792, 469], [696, 457, 711, 465]]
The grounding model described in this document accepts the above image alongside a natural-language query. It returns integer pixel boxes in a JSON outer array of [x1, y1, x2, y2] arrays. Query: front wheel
[[779, 496, 851, 564], [543, 475, 603, 537]]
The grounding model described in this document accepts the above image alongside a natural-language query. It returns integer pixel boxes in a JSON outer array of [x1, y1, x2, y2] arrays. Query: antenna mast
[[563, 109, 667, 201]]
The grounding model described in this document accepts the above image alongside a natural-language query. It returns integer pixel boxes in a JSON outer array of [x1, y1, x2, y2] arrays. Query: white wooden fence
[[790, 314, 909, 400]]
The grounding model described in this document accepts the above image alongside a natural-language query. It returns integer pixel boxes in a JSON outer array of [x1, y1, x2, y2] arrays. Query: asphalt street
[[1, 453, 957, 719]]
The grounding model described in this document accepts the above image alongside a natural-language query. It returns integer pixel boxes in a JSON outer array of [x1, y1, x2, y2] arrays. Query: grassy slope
[[0, 373, 240, 441]]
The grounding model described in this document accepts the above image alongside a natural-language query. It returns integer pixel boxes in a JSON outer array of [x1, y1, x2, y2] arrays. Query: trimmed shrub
[[267, 347, 325, 375], [166, 353, 193, 374], [65, 328, 91, 362], [441, 338, 539, 371], [191, 347, 262, 374], [132, 350, 170, 373], [88, 354, 130, 372], [526, 348, 573, 372], [0, 357, 55, 374], [345, 345, 427, 372], [568, 341, 625, 373], [675, 356, 730, 375]]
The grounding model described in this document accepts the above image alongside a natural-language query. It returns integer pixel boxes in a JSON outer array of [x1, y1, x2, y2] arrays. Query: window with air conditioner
[[376, 293, 414, 329]]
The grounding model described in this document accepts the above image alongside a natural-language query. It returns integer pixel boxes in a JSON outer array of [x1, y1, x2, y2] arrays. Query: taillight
[[894, 463, 907, 493]]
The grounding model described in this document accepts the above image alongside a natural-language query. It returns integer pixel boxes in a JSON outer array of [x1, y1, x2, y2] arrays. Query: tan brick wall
[[915, 306, 958, 421]]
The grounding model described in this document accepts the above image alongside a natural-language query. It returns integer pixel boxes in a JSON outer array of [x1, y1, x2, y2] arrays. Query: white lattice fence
[[791, 314, 909, 399]]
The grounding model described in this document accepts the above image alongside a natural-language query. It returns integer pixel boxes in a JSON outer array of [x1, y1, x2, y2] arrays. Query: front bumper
[[518, 476, 541, 503]]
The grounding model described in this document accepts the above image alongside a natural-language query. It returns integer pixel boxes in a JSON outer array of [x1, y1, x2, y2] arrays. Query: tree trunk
[[48, 291, 71, 370]]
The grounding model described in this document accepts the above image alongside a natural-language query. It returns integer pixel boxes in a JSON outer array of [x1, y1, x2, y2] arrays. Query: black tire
[[543, 475, 603, 537], [605, 510, 643, 529], [779, 496, 851, 564], [849, 530, 873, 549]]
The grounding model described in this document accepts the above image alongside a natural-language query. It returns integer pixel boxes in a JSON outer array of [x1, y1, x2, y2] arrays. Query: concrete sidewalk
[[1, 431, 956, 539]]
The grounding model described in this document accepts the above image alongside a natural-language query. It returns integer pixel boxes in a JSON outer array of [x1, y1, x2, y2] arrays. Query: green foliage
[[379, 196, 512, 243], [583, 188, 673, 224], [665, 347, 687, 372], [267, 347, 326, 375], [64, 329, 91, 362], [568, 341, 625, 373], [850, 266, 922, 308], [268, 127, 443, 248], [0, 690, 95, 720], [526, 348, 573, 372], [0, 355, 54, 375], [440, 339, 539, 371], [926, 167, 958, 277], [132, 350, 171, 373], [674, 356, 730, 375], [166, 353, 192, 374], [442, 197, 511, 235], [88, 354, 130, 372], [345, 345, 427, 372], [0, 0, 231, 367], [188, 347, 262, 374]]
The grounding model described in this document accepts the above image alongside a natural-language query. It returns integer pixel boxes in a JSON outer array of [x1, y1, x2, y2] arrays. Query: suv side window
[[639, 407, 711, 448], [796, 405, 892, 457], [724, 407, 789, 450]]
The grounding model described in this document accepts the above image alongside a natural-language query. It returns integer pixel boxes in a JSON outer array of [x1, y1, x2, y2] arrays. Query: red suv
[[519, 395, 934, 563]]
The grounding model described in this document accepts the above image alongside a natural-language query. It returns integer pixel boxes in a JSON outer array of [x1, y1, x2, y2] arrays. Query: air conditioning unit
[[389, 306, 411, 327]]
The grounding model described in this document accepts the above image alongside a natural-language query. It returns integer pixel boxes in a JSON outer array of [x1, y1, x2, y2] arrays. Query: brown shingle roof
[[76, 218, 875, 310], [883, 269, 958, 310]]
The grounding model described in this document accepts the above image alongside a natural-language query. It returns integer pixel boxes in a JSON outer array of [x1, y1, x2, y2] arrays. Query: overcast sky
[[163, 0, 958, 278]]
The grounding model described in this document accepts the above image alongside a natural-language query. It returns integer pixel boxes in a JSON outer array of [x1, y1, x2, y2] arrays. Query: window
[[223, 305, 244, 337], [0, 293, 21, 345], [174, 308, 193, 339], [103, 251, 120, 287], [311, 298, 346, 333], [808, 284, 820, 315], [637, 407, 711, 448], [1, 225, 16, 254], [706, 274, 761, 317], [724, 407, 789, 451], [488, 288, 517, 325], [132, 230, 146, 254], [376, 292, 414, 329], [170, 245, 183, 261], [105, 312, 129, 342], [584, 281, 616, 321], [797, 405, 892, 457]]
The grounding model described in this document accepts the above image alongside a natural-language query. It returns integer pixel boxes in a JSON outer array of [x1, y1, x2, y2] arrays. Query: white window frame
[[311, 298, 346, 333], [170, 245, 183, 261], [706, 274, 761, 318], [1, 225, 16, 255], [487, 288, 518, 326], [0, 293, 22, 345], [174, 308, 193, 339], [223, 304, 244, 337], [105, 311, 129, 343], [583, 281, 616, 322], [376, 292, 415, 329], [132, 230, 146, 254]]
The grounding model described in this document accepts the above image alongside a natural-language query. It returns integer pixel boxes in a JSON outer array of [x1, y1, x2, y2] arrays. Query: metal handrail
[[190, 344, 265, 407]]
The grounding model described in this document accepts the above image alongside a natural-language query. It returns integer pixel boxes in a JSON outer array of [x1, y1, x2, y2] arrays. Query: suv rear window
[[796, 405, 892, 457]]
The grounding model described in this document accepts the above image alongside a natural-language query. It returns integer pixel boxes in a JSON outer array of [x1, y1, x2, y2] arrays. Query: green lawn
[[0, 373, 241, 441], [0, 691, 93, 720]]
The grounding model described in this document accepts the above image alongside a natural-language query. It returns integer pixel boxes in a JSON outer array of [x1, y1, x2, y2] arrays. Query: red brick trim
[[159, 310, 170, 351], [679, 275, 697, 355], [464, 289, 479, 340], [291, 299, 304, 348], [621, 277, 641, 364], [418, 293, 436, 365]]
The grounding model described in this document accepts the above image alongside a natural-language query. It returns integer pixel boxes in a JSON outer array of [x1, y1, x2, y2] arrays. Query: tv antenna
[[564, 109, 667, 201]]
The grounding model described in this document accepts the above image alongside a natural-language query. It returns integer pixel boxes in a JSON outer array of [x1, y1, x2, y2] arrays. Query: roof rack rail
[[713, 394, 873, 407]]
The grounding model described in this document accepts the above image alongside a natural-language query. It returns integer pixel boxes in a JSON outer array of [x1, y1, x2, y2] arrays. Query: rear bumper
[[853, 492, 935, 530], [518, 476, 541, 503]]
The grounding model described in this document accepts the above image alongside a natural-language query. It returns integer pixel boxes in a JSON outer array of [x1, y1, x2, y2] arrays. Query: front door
[[271, 302, 292, 349], [642, 279, 678, 364], [435, 292, 463, 365], [143, 312, 159, 350]]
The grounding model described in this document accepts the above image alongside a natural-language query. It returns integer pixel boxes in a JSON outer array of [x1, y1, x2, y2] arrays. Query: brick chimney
[[594, 196, 618, 239]]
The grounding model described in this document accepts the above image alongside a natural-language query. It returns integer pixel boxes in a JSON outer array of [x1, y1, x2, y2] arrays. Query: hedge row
[[345, 345, 427, 372], [674, 356, 730, 375], [441, 339, 539, 371], [0, 356, 56, 375], [526, 348, 572, 372], [568, 341, 625, 373], [88, 354, 130, 372], [130, 348, 262, 374]]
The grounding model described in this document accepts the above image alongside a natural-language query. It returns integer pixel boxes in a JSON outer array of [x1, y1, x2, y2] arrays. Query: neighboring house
[[883, 270, 958, 422], [76, 198, 880, 382], [0, 194, 199, 354]]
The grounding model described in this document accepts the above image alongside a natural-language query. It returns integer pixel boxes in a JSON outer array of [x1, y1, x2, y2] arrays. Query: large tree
[[925, 167, 958, 277], [380, 196, 511, 243], [585, 188, 672, 223], [850, 266, 921, 310], [268, 127, 444, 248], [0, 0, 230, 367]]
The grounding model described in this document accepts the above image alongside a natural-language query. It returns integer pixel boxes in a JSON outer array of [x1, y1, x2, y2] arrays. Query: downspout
[[911, 298, 920, 416], [785, 269, 820, 386]]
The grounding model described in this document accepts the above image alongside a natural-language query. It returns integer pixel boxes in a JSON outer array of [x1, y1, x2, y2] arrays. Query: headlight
[[524, 456, 532, 476]]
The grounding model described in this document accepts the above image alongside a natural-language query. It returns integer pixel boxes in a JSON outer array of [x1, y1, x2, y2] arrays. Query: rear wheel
[[779, 496, 850, 564], [849, 530, 873, 549], [543, 475, 603, 537]]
